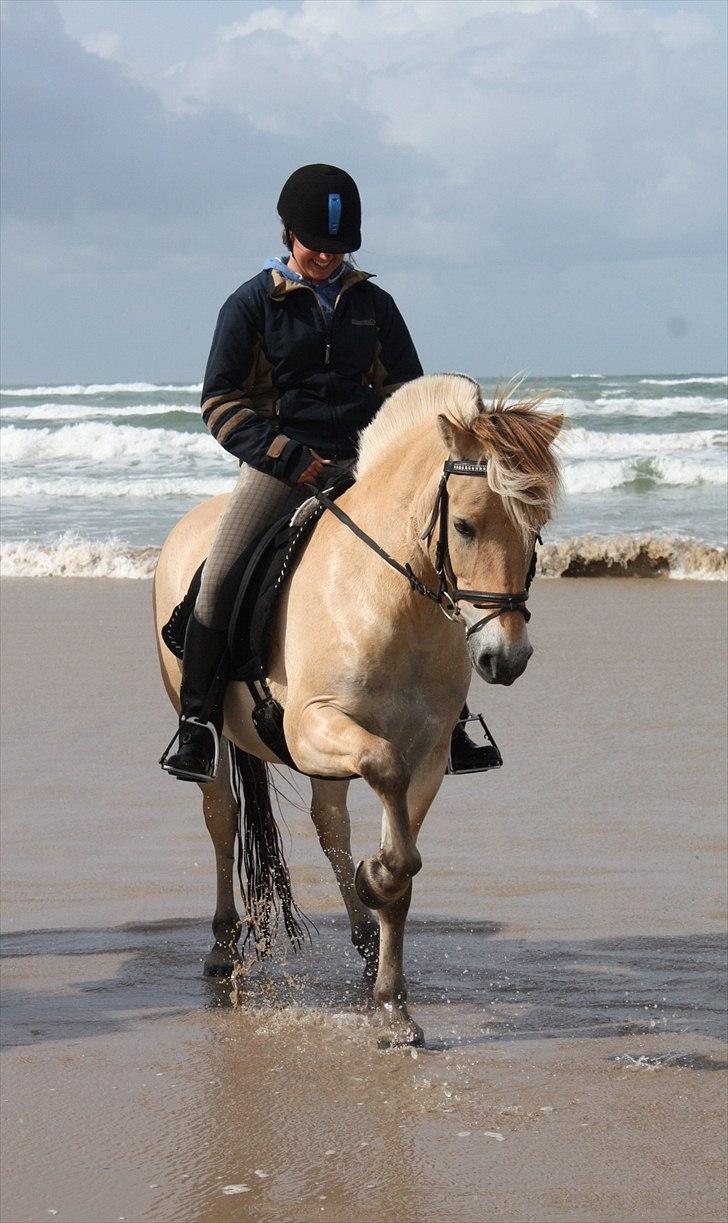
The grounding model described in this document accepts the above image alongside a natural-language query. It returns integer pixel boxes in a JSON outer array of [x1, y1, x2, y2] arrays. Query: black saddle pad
[[161, 474, 354, 682]]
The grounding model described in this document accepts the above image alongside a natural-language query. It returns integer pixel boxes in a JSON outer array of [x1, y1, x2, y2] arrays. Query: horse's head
[[434, 392, 563, 685]]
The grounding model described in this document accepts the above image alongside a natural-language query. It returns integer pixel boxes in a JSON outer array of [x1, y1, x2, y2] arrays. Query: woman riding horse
[[162, 163, 492, 782]]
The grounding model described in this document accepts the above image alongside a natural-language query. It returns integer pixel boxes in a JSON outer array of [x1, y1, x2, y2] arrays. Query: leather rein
[[314, 458, 540, 639]]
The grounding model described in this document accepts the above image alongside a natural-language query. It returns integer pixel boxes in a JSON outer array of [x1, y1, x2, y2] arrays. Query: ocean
[[1, 373, 726, 578]]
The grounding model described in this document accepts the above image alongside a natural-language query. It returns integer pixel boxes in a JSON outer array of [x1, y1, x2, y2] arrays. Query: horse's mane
[[356, 374, 563, 538]]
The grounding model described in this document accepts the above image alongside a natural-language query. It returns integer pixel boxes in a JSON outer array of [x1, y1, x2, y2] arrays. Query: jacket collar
[[269, 267, 373, 301]]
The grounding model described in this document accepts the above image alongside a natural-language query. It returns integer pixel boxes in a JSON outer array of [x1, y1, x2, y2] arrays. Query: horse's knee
[[358, 739, 409, 799]]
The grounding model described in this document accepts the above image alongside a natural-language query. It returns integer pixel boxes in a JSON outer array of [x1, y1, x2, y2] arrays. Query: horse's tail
[[229, 744, 309, 957]]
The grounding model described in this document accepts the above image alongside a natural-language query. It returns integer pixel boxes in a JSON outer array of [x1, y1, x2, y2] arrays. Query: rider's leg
[[162, 463, 305, 782]]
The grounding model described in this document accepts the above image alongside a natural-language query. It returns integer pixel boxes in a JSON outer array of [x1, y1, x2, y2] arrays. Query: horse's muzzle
[[471, 642, 533, 685]]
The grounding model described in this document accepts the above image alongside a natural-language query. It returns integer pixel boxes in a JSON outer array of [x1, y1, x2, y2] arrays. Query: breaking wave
[[1, 382, 201, 396], [565, 395, 727, 418], [560, 427, 725, 458], [538, 535, 727, 580], [563, 455, 726, 494], [2, 533, 725, 580], [0, 534, 161, 578], [0, 401, 200, 421], [2, 475, 234, 499], [1, 422, 226, 464], [638, 376, 728, 387]]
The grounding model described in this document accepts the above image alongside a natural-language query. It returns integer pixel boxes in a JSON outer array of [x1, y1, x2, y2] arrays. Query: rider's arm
[[371, 290, 423, 400], [200, 291, 312, 485]]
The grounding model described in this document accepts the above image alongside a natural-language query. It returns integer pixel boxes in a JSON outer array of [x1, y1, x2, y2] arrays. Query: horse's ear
[[437, 414, 473, 457]]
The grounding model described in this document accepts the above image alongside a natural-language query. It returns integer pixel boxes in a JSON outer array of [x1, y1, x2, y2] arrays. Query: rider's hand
[[296, 450, 330, 487]]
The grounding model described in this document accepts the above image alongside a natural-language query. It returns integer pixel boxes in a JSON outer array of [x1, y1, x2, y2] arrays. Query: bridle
[[314, 458, 540, 638]]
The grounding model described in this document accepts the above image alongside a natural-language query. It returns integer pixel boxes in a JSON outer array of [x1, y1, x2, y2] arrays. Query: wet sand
[[1, 576, 727, 1222]]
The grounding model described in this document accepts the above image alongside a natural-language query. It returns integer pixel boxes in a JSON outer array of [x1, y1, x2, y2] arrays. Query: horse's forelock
[[470, 392, 563, 538], [356, 376, 562, 536]]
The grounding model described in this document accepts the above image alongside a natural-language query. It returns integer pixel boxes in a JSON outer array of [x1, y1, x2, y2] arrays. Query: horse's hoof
[[203, 960, 237, 979], [203, 944, 242, 979], [377, 1021, 426, 1050]]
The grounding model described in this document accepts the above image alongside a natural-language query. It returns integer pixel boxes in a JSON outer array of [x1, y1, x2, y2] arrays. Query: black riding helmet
[[277, 164, 361, 253]]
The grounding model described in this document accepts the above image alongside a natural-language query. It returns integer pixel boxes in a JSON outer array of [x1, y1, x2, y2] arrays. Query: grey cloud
[[0, 0, 725, 380]]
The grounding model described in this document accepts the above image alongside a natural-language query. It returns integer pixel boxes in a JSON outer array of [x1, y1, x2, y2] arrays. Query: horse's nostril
[[478, 652, 494, 674]]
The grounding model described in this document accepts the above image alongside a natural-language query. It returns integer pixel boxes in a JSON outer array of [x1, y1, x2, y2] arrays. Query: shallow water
[[2, 917, 727, 1053], [2, 917, 727, 1223]]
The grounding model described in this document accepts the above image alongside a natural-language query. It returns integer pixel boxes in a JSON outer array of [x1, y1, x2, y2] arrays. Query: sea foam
[[1, 382, 202, 396], [0, 402, 200, 421], [538, 534, 727, 580], [1, 422, 228, 464], [0, 534, 160, 578], [2, 532, 725, 580]]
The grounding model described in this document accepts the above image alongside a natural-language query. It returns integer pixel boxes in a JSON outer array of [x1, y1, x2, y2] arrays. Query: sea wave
[[0, 534, 161, 578], [561, 427, 725, 459], [2, 532, 724, 580], [0, 382, 202, 396], [1, 421, 226, 464], [638, 376, 727, 387], [563, 455, 726, 493], [565, 396, 727, 418], [538, 534, 727, 580], [1, 474, 234, 499], [0, 402, 200, 421]]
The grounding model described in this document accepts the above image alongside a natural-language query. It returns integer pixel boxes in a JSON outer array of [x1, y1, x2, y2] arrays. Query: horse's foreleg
[[373, 754, 448, 1048], [288, 705, 421, 909], [309, 778, 379, 977], [200, 738, 242, 977]]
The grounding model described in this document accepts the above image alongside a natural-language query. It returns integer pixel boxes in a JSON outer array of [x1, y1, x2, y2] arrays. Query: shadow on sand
[[1, 916, 726, 1060]]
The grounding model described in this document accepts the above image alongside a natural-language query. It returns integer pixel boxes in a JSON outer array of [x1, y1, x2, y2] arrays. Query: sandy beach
[[1, 575, 726, 1223]]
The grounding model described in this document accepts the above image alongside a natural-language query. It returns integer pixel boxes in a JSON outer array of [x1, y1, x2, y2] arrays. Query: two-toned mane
[[357, 374, 562, 539], [154, 373, 564, 1046]]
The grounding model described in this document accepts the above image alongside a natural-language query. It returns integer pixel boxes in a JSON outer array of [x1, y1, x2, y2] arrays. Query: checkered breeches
[[195, 463, 306, 626]]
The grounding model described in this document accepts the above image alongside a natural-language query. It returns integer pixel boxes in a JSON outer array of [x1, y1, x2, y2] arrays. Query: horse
[[153, 373, 562, 1047]]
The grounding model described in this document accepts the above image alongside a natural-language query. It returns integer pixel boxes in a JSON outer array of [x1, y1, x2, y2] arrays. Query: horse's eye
[[454, 518, 476, 539]]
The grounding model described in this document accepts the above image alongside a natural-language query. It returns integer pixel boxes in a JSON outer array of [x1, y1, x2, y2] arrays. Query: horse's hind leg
[[200, 737, 242, 977], [309, 778, 379, 978]]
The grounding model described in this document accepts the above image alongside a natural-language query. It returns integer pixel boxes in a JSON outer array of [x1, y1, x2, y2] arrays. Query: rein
[[314, 458, 540, 637]]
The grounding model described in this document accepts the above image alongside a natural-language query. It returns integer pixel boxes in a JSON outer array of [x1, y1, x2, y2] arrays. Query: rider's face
[[289, 235, 345, 282]]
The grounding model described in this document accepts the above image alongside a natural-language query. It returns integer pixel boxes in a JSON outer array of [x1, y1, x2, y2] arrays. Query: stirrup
[[160, 717, 220, 782], [447, 713, 503, 775]]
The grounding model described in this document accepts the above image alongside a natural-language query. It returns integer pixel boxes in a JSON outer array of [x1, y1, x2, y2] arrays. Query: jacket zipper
[[302, 277, 362, 367]]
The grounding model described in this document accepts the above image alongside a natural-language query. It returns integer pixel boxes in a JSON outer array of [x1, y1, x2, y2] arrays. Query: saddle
[[162, 475, 355, 771]]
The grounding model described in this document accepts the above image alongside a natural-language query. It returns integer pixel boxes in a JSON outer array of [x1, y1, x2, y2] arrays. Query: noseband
[[314, 458, 540, 636]]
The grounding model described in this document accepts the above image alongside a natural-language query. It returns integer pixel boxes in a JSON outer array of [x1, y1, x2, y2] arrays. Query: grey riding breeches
[[194, 464, 305, 627], [194, 459, 355, 628]]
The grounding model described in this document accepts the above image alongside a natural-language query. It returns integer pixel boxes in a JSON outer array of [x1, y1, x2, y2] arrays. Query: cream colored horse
[[153, 374, 562, 1046]]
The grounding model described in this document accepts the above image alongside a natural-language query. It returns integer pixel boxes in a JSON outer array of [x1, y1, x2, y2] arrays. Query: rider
[[162, 163, 491, 782]]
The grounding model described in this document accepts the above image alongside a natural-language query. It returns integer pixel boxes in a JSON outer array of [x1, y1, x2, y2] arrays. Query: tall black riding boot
[[447, 703, 503, 774], [160, 613, 228, 783]]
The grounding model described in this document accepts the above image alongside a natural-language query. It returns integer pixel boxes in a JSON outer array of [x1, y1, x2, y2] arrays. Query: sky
[[1, 0, 726, 382]]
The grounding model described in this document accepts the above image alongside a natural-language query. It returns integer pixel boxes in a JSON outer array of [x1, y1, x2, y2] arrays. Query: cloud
[[1, 0, 725, 379], [150, 0, 726, 268]]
